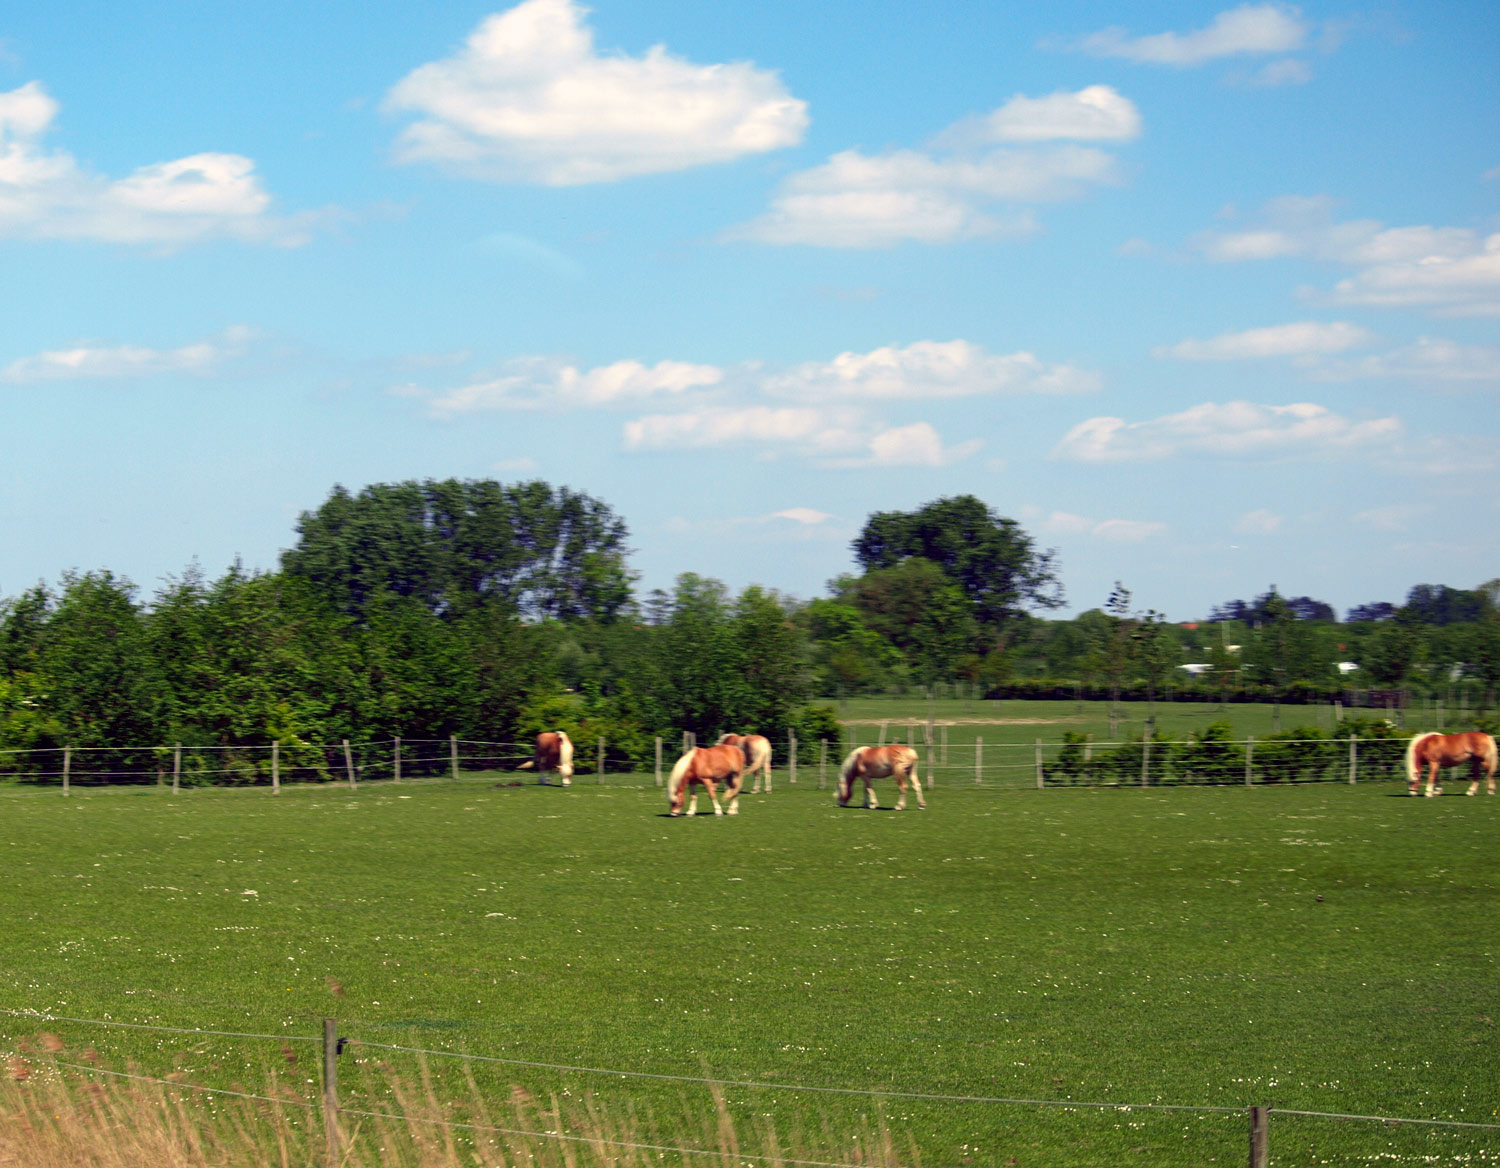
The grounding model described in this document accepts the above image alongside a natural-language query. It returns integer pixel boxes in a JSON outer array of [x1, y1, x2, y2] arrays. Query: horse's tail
[[1404, 733, 1431, 786], [837, 748, 862, 803], [517, 761, 535, 770], [556, 732, 574, 772], [667, 750, 694, 803]]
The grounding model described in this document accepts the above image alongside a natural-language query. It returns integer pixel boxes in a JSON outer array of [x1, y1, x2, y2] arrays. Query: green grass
[[2, 773, 1497, 1166]]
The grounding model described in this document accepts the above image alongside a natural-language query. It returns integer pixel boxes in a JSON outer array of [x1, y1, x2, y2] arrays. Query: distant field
[[2, 775, 1496, 1166]]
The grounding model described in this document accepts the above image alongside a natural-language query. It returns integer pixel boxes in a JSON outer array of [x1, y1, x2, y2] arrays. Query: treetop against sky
[[1, 1, 1496, 621]]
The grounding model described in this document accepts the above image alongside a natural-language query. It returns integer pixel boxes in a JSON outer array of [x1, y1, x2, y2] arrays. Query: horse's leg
[[1466, 755, 1481, 796], [725, 774, 741, 816], [706, 778, 725, 817], [908, 762, 926, 810], [763, 755, 772, 794], [686, 779, 700, 817], [1426, 759, 1440, 797], [865, 776, 878, 809], [893, 771, 908, 811]]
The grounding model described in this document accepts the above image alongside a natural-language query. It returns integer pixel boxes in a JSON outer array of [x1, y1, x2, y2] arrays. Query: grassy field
[[1, 771, 1497, 1166]]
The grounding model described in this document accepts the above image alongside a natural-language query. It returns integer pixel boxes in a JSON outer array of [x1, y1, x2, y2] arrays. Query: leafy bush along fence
[[0, 719, 1428, 791]]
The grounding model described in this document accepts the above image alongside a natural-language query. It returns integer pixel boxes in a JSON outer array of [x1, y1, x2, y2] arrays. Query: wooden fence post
[[597, 737, 604, 784], [172, 744, 180, 795], [449, 735, 459, 782], [975, 736, 983, 785], [342, 739, 357, 789], [272, 740, 280, 796], [925, 723, 936, 787], [323, 1018, 341, 1165], [819, 739, 827, 789], [1248, 1105, 1270, 1168], [393, 737, 401, 784], [1244, 736, 1255, 787], [1348, 735, 1357, 785], [1140, 723, 1152, 787], [878, 720, 887, 746], [1036, 739, 1045, 789], [63, 745, 71, 797], [655, 737, 663, 786]]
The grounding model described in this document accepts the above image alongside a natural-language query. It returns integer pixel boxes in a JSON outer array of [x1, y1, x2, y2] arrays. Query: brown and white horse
[[838, 744, 925, 810], [517, 731, 574, 786], [667, 744, 746, 817], [718, 733, 773, 793], [1404, 731, 1498, 797]]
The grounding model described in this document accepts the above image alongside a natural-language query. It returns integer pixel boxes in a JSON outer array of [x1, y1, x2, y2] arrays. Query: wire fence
[[0, 728, 1432, 793], [3, 1007, 1495, 1168]]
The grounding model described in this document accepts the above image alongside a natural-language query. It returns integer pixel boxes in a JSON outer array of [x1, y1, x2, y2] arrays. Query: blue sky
[[1, 1, 1496, 620]]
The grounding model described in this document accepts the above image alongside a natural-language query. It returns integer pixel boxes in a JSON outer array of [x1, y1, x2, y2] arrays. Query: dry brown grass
[[0, 1038, 914, 1168]]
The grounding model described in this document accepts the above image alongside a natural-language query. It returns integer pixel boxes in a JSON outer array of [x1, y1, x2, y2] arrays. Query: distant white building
[[1337, 662, 1359, 675]]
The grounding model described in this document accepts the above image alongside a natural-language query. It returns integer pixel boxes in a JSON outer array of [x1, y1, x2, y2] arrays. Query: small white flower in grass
[[241, 889, 259, 897]]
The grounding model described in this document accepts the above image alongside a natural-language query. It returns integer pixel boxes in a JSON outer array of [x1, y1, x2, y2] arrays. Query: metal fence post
[[1036, 739, 1045, 789], [172, 743, 180, 794], [1245, 736, 1255, 787], [63, 745, 71, 797], [449, 735, 458, 781], [394, 736, 401, 784], [819, 738, 827, 789], [789, 733, 797, 785], [655, 737, 663, 786], [597, 737, 604, 784], [342, 739, 357, 789], [975, 736, 983, 785], [272, 740, 280, 795], [1140, 723, 1152, 787], [1348, 735, 1357, 785]]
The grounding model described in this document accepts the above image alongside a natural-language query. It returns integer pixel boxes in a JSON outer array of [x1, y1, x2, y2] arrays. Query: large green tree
[[852, 495, 1061, 630], [282, 479, 633, 623]]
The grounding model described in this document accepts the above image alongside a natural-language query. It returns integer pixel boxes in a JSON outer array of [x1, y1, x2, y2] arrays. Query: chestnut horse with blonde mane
[[838, 744, 925, 810], [516, 731, 574, 786], [1404, 731, 1498, 797], [718, 733, 773, 793], [667, 744, 747, 817]]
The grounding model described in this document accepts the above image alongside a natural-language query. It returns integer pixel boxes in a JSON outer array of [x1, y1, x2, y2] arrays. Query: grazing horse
[[667, 744, 746, 817], [1404, 731, 1498, 797], [718, 733, 773, 793], [517, 731, 574, 786], [838, 744, 925, 811]]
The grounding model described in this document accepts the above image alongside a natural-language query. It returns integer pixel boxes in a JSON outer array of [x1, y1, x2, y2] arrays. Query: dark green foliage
[[1171, 720, 1240, 784], [1253, 725, 1341, 784], [282, 478, 632, 623], [852, 494, 1061, 629]]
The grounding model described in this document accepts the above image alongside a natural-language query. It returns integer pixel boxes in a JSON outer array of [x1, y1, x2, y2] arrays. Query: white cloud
[[940, 85, 1141, 146], [856, 422, 982, 468], [1353, 504, 1425, 531], [1236, 508, 1283, 534], [1244, 58, 1314, 86], [1327, 235, 1500, 316], [1043, 511, 1166, 541], [1, 326, 255, 383], [0, 82, 314, 246], [383, 0, 806, 184], [1312, 336, 1500, 384], [1079, 4, 1308, 66], [1193, 196, 1500, 316], [726, 87, 1132, 248], [1155, 321, 1375, 360], [623, 405, 847, 451], [428, 357, 723, 415], [1053, 400, 1400, 462], [765, 339, 1099, 399], [772, 507, 833, 525]]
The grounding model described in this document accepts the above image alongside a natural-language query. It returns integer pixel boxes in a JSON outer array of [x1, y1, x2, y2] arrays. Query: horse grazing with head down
[[667, 744, 746, 817], [838, 744, 925, 810], [517, 731, 574, 786], [718, 733, 773, 793], [1404, 731, 1497, 797]]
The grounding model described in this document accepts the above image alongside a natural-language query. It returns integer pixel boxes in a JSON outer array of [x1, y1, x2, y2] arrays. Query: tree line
[[2, 480, 1496, 781]]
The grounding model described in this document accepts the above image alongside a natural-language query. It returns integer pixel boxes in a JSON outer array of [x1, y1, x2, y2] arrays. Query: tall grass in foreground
[[1, 1040, 911, 1168]]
